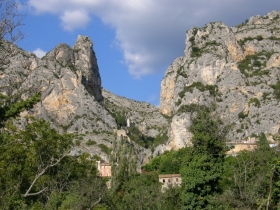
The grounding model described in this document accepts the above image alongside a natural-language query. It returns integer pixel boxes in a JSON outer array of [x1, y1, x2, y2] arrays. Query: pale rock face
[[266, 53, 280, 69], [160, 57, 183, 116], [226, 42, 244, 61], [198, 59, 226, 85], [160, 11, 280, 151], [168, 113, 192, 150], [74, 35, 102, 101], [243, 44, 256, 56], [47, 44, 75, 66], [0, 35, 115, 135], [0, 35, 169, 164], [21, 57, 39, 71]]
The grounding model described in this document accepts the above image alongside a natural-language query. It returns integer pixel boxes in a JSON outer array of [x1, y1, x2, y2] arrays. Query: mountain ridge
[[1, 10, 280, 161], [159, 10, 280, 151]]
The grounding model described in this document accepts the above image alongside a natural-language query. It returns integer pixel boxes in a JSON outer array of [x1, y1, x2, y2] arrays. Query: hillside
[[159, 10, 280, 151], [1, 10, 280, 161], [0, 35, 168, 162]]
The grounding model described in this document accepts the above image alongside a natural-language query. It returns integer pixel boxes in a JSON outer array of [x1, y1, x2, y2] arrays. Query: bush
[[270, 80, 280, 99], [152, 132, 168, 149], [238, 51, 274, 77], [238, 111, 248, 119], [109, 111, 126, 128], [256, 35, 263, 41], [75, 140, 81, 146], [249, 98, 260, 108], [177, 103, 197, 113], [238, 35, 263, 47], [86, 139, 96, 146], [98, 144, 111, 155], [178, 82, 218, 98], [191, 46, 203, 57], [127, 126, 153, 148]]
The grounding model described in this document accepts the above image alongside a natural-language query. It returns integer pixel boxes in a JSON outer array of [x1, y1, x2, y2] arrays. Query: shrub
[[249, 98, 261, 108], [75, 140, 81, 146], [191, 46, 203, 57], [256, 35, 263, 41], [86, 139, 96, 146], [238, 111, 248, 119], [238, 51, 274, 77], [262, 92, 271, 101], [98, 144, 111, 155], [127, 126, 153, 148], [109, 111, 126, 128], [270, 80, 280, 99], [236, 129, 243, 133], [177, 104, 197, 113], [178, 82, 219, 98]]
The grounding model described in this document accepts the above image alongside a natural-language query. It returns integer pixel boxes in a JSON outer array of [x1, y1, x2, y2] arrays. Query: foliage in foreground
[[0, 118, 106, 209]]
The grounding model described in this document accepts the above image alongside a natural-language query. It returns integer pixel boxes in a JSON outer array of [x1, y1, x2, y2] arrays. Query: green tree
[[142, 146, 192, 174], [119, 172, 163, 210], [0, 119, 72, 208], [218, 133, 280, 209], [180, 105, 229, 209], [110, 138, 137, 193], [0, 118, 106, 209]]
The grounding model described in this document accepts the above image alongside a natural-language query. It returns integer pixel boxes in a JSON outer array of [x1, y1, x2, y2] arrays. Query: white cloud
[[60, 10, 90, 31], [33, 48, 46, 58], [27, 0, 280, 77]]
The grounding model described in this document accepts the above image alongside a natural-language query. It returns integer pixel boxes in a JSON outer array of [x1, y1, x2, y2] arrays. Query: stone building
[[97, 161, 111, 177], [159, 174, 181, 189]]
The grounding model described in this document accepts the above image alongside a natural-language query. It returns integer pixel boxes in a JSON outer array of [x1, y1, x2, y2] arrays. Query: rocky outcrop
[[43, 35, 103, 101], [3, 10, 280, 163], [160, 10, 280, 150], [73, 35, 102, 101], [0, 35, 114, 136], [0, 35, 168, 163]]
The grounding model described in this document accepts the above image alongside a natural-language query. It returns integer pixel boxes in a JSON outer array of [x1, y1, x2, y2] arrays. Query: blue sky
[[17, 0, 280, 105]]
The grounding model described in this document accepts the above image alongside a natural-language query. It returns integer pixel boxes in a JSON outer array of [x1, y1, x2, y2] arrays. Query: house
[[159, 174, 181, 189], [97, 161, 111, 177]]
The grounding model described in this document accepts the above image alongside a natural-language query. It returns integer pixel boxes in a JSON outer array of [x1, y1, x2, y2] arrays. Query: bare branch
[[23, 187, 48, 197], [90, 195, 102, 209], [23, 151, 70, 197], [266, 165, 276, 210], [0, 0, 25, 69]]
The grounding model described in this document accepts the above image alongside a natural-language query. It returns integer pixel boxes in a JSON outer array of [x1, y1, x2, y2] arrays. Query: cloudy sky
[[18, 0, 280, 105]]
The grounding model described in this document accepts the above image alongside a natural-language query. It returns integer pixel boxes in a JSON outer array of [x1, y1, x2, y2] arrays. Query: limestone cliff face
[[73, 35, 102, 101], [0, 35, 168, 163], [160, 10, 280, 150], [0, 35, 114, 135], [44, 35, 103, 101], [160, 57, 183, 116]]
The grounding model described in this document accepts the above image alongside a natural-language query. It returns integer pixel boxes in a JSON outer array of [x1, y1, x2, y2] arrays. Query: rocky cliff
[[0, 35, 168, 162], [159, 10, 280, 150], [2, 10, 280, 162], [0, 35, 114, 134]]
